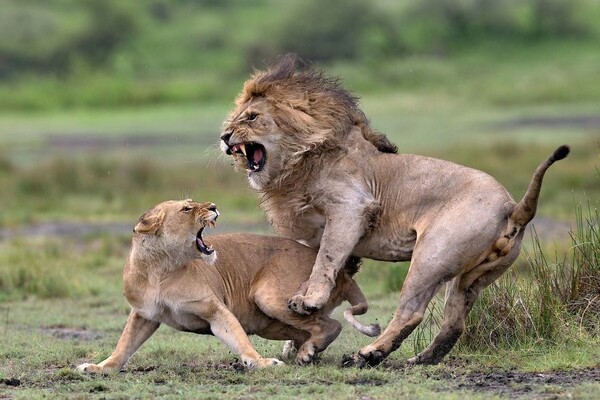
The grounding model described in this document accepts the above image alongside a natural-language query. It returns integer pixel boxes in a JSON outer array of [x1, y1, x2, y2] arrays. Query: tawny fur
[[76, 200, 378, 373], [220, 54, 570, 366]]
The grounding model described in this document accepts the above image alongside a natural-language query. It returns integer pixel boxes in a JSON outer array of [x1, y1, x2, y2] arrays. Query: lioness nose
[[208, 204, 217, 212]]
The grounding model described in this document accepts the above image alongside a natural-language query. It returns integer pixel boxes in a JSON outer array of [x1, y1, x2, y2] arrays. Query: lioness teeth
[[239, 144, 247, 156]]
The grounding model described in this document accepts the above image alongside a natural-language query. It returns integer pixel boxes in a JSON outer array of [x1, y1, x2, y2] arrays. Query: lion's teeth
[[239, 144, 247, 156], [253, 164, 259, 170]]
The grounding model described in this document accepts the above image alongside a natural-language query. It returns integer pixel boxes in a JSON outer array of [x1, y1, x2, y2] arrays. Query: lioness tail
[[343, 279, 381, 337]]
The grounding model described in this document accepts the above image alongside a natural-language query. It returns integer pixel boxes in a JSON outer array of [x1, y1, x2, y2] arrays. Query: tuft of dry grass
[[460, 192, 600, 351]]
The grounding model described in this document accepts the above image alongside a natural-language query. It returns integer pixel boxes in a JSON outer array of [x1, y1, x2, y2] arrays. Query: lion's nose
[[220, 131, 232, 144], [208, 204, 217, 212]]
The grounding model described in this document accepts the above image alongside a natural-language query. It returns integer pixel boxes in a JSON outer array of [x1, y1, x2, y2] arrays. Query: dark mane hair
[[238, 53, 397, 154], [343, 256, 363, 277]]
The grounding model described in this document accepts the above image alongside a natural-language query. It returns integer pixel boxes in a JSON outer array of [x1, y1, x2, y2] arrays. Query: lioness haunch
[[77, 199, 379, 372], [220, 53, 570, 366]]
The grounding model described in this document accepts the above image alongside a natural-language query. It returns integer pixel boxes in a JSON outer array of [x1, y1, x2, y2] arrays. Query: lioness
[[77, 199, 379, 373], [219, 54, 570, 366]]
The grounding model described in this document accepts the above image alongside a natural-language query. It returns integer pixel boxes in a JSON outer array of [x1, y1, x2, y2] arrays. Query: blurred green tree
[[272, 0, 404, 63], [0, 0, 137, 79]]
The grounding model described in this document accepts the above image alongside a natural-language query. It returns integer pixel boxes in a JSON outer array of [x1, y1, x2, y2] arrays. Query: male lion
[[219, 54, 570, 366], [77, 199, 379, 373]]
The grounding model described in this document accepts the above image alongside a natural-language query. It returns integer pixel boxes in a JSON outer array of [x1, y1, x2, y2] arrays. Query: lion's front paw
[[287, 294, 324, 315], [287, 295, 314, 315]]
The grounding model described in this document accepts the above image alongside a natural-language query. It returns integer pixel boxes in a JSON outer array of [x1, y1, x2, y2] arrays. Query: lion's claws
[[287, 295, 315, 315]]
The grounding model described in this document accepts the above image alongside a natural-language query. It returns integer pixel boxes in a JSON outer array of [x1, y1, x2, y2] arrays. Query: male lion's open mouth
[[229, 142, 266, 173], [195, 227, 214, 255]]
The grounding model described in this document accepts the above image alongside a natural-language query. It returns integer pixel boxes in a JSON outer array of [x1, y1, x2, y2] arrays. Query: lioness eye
[[181, 206, 193, 213], [247, 113, 258, 121]]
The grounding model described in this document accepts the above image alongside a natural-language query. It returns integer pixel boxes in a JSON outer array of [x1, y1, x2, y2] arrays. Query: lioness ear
[[134, 208, 165, 235]]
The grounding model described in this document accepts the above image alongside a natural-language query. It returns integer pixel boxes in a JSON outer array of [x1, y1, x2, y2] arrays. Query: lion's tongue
[[253, 147, 263, 165]]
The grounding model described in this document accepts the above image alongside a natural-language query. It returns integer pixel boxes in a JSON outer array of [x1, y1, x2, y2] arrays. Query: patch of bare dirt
[[408, 357, 600, 399], [453, 367, 600, 398], [42, 325, 102, 341]]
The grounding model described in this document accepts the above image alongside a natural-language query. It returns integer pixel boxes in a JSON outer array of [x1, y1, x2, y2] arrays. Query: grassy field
[[1, 97, 598, 398], [1, 18, 600, 396]]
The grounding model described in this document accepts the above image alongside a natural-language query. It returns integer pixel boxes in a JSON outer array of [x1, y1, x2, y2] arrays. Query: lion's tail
[[343, 279, 381, 337], [489, 145, 569, 262], [510, 145, 570, 227]]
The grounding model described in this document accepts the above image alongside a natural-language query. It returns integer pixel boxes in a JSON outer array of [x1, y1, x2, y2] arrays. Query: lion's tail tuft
[[510, 144, 570, 228]]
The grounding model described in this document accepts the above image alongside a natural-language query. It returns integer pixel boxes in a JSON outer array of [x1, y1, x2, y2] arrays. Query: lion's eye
[[247, 113, 258, 121], [181, 206, 193, 213]]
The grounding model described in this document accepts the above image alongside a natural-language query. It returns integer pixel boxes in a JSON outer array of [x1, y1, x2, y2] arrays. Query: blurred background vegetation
[[0, 0, 598, 362], [0, 0, 599, 110], [0, 5, 600, 398]]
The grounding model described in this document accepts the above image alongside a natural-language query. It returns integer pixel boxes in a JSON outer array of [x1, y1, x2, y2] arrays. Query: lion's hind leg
[[351, 269, 445, 367], [408, 241, 522, 365]]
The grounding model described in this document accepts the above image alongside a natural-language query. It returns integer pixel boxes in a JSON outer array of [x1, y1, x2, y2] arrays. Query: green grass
[[1, 267, 598, 399], [1, 18, 599, 396]]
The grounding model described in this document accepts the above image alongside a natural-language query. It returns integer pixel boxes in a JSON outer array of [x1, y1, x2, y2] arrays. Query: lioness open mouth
[[196, 227, 214, 255], [230, 142, 266, 173]]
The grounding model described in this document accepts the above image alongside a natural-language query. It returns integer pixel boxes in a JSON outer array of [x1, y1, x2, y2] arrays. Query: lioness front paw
[[76, 363, 107, 374], [258, 357, 285, 368], [243, 357, 285, 369]]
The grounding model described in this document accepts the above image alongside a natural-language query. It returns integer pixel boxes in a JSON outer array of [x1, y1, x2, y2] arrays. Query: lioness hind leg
[[254, 289, 341, 365], [254, 321, 309, 359], [295, 317, 342, 365], [203, 303, 285, 368]]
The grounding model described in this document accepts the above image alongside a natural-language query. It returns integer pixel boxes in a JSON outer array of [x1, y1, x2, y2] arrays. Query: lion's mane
[[234, 54, 397, 160]]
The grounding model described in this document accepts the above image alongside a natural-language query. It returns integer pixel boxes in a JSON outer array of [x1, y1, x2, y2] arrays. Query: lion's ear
[[134, 208, 165, 235]]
